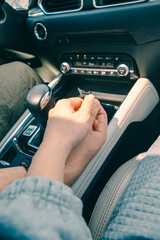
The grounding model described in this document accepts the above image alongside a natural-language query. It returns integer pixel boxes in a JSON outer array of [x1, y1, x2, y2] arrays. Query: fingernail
[[86, 94, 94, 100]]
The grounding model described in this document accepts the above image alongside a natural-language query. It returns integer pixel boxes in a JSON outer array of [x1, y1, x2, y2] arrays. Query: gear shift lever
[[26, 84, 55, 128]]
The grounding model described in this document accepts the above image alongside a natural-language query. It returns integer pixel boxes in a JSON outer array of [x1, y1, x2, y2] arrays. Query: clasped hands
[[27, 95, 107, 185]]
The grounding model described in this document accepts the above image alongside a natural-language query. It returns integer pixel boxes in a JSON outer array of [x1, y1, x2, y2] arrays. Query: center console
[[0, 54, 159, 200]]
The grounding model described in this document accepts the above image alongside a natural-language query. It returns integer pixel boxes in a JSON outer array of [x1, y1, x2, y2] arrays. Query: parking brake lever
[[26, 84, 55, 128]]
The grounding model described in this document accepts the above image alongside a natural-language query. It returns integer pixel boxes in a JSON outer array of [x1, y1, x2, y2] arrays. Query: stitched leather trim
[[89, 155, 145, 240]]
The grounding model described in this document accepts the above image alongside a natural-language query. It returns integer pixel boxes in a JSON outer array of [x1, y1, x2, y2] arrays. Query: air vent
[[38, 0, 83, 15], [93, 0, 146, 8]]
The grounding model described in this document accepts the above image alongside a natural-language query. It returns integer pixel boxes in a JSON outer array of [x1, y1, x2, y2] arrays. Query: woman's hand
[[27, 95, 101, 182]]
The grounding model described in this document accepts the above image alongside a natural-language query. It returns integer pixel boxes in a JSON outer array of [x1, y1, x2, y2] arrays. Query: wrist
[[42, 135, 73, 161], [26, 137, 72, 183], [18, 166, 27, 175]]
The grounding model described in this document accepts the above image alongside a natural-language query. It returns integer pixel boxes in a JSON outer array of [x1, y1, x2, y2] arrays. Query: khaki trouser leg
[[0, 61, 42, 141]]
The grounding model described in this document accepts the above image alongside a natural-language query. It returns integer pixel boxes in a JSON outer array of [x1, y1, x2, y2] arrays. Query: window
[[5, 0, 29, 10]]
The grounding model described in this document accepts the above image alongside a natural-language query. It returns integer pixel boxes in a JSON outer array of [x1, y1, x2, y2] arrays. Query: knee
[[9, 61, 33, 75]]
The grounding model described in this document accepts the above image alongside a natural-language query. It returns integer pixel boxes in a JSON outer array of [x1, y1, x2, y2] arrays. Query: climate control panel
[[59, 53, 138, 80]]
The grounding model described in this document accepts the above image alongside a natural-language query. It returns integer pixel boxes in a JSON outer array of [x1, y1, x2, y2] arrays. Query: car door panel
[[0, 3, 30, 51]]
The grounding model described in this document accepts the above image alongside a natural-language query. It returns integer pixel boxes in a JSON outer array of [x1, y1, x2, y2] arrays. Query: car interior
[[0, 0, 160, 238]]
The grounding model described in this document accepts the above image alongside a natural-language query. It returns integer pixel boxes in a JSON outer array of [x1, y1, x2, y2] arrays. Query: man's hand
[[64, 103, 107, 185], [0, 167, 26, 193]]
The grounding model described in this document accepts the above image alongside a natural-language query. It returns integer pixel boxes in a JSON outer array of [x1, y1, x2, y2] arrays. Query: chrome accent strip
[[28, 11, 44, 17], [71, 67, 133, 75], [38, 0, 83, 15], [28, 8, 44, 17], [0, 7, 6, 24], [0, 160, 10, 166], [93, 0, 146, 9], [13, 138, 33, 158], [71, 67, 117, 72], [5, 49, 35, 60], [40, 91, 50, 109], [28, 128, 41, 150], [48, 73, 63, 89], [34, 22, 47, 41], [0, 111, 33, 153]]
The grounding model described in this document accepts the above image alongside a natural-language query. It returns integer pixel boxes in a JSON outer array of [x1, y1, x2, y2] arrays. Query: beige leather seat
[[88, 153, 146, 240]]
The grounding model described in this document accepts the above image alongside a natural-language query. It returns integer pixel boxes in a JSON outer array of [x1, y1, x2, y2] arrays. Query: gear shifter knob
[[26, 84, 55, 128]]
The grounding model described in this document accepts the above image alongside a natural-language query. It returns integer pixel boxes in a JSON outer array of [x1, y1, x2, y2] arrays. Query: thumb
[[79, 94, 100, 123], [91, 98, 100, 122]]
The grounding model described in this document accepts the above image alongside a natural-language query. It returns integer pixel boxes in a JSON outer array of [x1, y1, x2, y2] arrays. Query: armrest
[[72, 78, 159, 197]]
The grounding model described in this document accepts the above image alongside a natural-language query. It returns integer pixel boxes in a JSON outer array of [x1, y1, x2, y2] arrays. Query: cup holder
[[101, 103, 119, 123]]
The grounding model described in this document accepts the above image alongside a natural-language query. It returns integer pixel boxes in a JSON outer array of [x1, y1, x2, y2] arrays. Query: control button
[[60, 62, 71, 74], [69, 55, 74, 61], [23, 125, 37, 137], [113, 55, 121, 61], [83, 54, 87, 60], [100, 71, 107, 76], [86, 70, 93, 75], [108, 71, 117, 77], [74, 61, 82, 66], [105, 56, 112, 61], [89, 56, 96, 61], [97, 56, 104, 61], [80, 70, 86, 75], [82, 61, 87, 66], [117, 64, 129, 77], [72, 69, 79, 74], [98, 61, 106, 67], [93, 71, 100, 76], [76, 54, 80, 60], [68, 54, 77, 61], [88, 62, 97, 67], [106, 62, 114, 68]]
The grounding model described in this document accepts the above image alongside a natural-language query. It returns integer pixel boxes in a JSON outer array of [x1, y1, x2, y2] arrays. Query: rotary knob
[[60, 62, 71, 74], [117, 64, 129, 77]]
